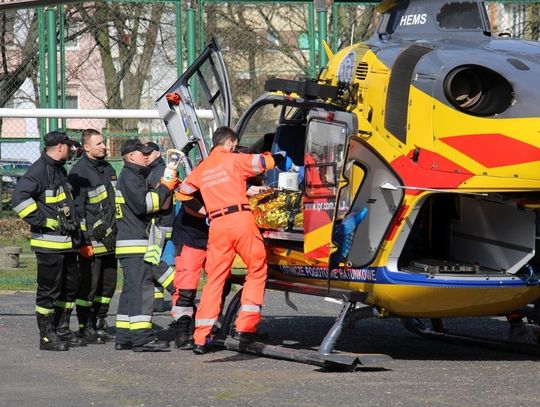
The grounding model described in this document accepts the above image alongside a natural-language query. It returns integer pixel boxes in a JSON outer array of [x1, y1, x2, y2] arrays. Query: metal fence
[[0, 1, 539, 170]]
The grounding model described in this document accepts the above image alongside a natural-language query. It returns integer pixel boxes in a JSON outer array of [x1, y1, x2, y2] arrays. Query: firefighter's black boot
[[95, 317, 114, 342], [55, 308, 87, 347], [76, 305, 104, 344], [171, 316, 194, 350], [36, 313, 68, 351]]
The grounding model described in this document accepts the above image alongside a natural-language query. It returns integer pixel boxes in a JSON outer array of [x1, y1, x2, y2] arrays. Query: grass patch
[[0, 237, 37, 291]]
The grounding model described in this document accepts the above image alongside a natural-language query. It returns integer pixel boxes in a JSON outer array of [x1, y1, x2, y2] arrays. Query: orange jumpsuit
[[177, 146, 275, 346]]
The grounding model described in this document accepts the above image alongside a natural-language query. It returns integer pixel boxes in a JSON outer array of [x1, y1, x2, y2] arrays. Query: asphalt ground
[[0, 290, 539, 407]]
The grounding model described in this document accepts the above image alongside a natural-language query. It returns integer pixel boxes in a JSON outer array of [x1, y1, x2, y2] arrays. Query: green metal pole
[[198, 0, 204, 55], [46, 7, 58, 131], [175, 0, 183, 76], [37, 7, 47, 141], [186, 0, 196, 67], [308, 2, 316, 79], [331, 1, 338, 52], [315, 0, 328, 70], [59, 6, 66, 131]]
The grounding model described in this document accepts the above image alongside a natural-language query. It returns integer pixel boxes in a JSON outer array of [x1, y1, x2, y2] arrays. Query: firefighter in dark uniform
[[114, 139, 177, 352], [68, 129, 118, 344], [11, 131, 85, 351], [145, 142, 176, 312]]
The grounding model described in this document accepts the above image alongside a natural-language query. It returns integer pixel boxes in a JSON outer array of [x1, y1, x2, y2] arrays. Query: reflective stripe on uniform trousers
[[171, 305, 195, 319], [13, 197, 38, 218], [94, 295, 111, 305], [239, 304, 261, 313], [30, 233, 73, 250], [195, 318, 216, 327], [45, 187, 66, 204], [75, 298, 93, 307], [87, 185, 108, 204], [35, 305, 55, 315], [116, 313, 130, 329], [129, 315, 152, 330], [115, 239, 148, 255], [53, 300, 74, 309]]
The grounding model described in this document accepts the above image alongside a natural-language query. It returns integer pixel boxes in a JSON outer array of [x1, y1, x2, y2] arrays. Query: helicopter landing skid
[[401, 317, 540, 357], [216, 276, 392, 371]]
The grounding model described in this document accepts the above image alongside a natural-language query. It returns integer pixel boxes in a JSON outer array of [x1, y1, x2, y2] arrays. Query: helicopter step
[[216, 275, 392, 371], [401, 317, 540, 357]]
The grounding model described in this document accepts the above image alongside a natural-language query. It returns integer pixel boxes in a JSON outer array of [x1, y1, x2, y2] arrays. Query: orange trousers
[[193, 211, 267, 346], [171, 245, 206, 320]]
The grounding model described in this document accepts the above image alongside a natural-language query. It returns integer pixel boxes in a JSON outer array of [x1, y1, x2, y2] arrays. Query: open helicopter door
[[156, 38, 231, 157], [303, 109, 357, 264]]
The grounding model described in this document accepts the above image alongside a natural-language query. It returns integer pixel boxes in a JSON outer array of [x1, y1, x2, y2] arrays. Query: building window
[[57, 95, 78, 109]]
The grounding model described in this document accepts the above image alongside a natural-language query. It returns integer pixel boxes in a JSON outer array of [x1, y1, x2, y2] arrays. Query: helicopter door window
[[304, 119, 347, 197]]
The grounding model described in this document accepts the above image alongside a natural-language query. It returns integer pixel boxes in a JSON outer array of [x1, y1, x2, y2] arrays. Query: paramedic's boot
[[55, 308, 87, 347], [36, 313, 68, 351], [76, 305, 104, 344], [95, 317, 114, 342], [171, 316, 194, 350]]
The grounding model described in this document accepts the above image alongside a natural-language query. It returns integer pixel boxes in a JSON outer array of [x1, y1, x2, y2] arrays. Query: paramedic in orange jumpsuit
[[176, 126, 286, 354]]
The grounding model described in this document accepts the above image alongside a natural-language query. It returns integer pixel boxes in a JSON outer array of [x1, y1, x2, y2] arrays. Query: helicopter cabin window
[[304, 118, 347, 197], [437, 3, 483, 30]]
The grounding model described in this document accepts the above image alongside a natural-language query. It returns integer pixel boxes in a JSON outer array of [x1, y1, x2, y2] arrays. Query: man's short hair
[[81, 129, 101, 146], [212, 126, 238, 147]]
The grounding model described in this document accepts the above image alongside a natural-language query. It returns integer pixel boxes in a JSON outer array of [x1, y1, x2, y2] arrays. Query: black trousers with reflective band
[[76, 253, 118, 318], [116, 256, 154, 346], [35, 252, 80, 311]]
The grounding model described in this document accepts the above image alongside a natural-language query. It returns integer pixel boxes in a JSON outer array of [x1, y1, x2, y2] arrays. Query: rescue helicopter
[[157, 0, 540, 369]]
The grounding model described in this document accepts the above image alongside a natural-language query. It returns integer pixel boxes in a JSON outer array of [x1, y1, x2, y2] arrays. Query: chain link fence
[[0, 0, 539, 211]]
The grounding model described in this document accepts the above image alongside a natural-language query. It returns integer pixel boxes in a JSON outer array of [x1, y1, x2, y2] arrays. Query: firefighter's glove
[[160, 176, 179, 192], [79, 245, 94, 259], [43, 218, 59, 230]]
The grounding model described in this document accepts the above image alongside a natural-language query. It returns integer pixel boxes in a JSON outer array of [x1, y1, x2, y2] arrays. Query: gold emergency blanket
[[249, 189, 303, 230]]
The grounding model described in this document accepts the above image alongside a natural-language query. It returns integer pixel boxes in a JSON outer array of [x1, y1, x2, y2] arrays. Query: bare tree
[[72, 2, 166, 130], [0, 10, 39, 108]]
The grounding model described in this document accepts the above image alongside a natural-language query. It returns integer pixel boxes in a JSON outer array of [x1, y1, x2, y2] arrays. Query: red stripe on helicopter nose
[[440, 133, 540, 168], [391, 149, 474, 195]]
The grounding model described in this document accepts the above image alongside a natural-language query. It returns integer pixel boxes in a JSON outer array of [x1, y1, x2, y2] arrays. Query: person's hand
[[43, 218, 59, 230], [166, 92, 181, 105], [247, 185, 269, 196], [160, 176, 180, 191], [79, 245, 94, 259]]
